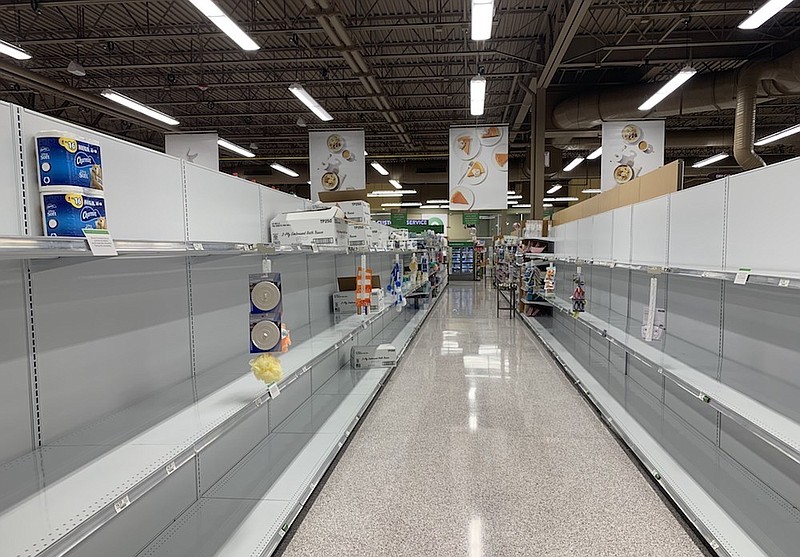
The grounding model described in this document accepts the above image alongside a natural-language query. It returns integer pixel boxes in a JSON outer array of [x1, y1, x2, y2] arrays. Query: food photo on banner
[[309, 130, 366, 201], [600, 120, 665, 191], [448, 125, 508, 211]]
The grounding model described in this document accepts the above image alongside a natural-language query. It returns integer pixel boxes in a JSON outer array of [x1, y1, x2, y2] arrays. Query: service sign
[[449, 125, 509, 211]]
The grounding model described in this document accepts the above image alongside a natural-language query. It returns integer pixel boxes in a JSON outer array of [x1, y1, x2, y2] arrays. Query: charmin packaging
[[36, 134, 103, 190], [41, 186, 107, 237]]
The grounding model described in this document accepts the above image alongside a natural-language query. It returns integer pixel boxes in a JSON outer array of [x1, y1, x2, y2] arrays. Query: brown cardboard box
[[639, 160, 681, 202], [318, 190, 369, 203], [598, 187, 619, 213], [581, 196, 600, 218], [617, 177, 641, 207], [337, 276, 382, 291]]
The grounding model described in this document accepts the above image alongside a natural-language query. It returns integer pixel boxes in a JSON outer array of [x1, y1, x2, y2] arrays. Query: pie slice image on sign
[[449, 188, 474, 209]]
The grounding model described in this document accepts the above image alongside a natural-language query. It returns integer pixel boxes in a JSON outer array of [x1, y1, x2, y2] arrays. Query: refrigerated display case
[[449, 241, 476, 281]]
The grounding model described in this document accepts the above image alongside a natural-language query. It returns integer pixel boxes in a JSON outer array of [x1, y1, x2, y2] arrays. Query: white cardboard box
[[270, 207, 348, 246], [348, 223, 373, 249], [332, 290, 383, 313], [335, 200, 371, 223], [351, 344, 397, 369]]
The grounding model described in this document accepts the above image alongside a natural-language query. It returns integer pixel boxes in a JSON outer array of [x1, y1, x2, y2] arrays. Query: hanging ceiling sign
[[449, 125, 509, 211], [600, 120, 665, 191], [309, 129, 366, 201]]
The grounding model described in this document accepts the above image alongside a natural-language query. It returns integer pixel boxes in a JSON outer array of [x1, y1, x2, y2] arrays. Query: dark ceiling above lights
[[0, 0, 798, 197]]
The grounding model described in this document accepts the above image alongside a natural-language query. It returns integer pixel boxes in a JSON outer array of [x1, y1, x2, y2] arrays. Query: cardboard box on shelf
[[351, 344, 397, 369], [270, 206, 348, 246], [335, 200, 371, 223], [334, 275, 383, 313], [348, 223, 373, 248]]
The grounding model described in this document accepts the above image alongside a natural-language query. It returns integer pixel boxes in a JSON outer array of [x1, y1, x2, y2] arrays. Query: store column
[[530, 86, 546, 220]]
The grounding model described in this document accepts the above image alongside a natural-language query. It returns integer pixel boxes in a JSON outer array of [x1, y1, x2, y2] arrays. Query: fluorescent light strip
[[0, 39, 31, 60], [515, 204, 531, 208], [546, 184, 562, 194], [288, 83, 333, 122], [563, 157, 584, 172], [364, 150, 369, 156], [470, 75, 486, 116], [187, 0, 259, 50], [587, 147, 602, 160], [507, 194, 522, 200], [754, 123, 800, 145], [388, 179, 402, 189], [426, 199, 449, 204], [471, 0, 494, 40], [692, 152, 729, 168], [270, 162, 299, 177], [371, 162, 389, 175], [638, 66, 697, 111], [543, 197, 579, 202], [543, 203, 553, 208], [582, 188, 602, 194], [101, 89, 179, 125], [217, 138, 255, 158], [739, 0, 793, 29], [381, 202, 422, 207], [367, 190, 417, 197]]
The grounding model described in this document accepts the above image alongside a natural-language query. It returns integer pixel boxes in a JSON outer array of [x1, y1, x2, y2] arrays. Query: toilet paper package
[[36, 134, 103, 190], [40, 186, 107, 237]]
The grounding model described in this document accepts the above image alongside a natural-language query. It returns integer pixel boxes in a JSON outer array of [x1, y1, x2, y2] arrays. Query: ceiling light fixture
[[543, 203, 554, 208], [371, 162, 389, 175], [546, 184, 562, 194], [515, 203, 532, 208], [67, 60, 86, 77], [508, 194, 522, 200], [692, 152, 729, 168], [470, 75, 486, 116], [426, 199, 450, 204], [638, 66, 697, 111], [101, 89, 180, 125], [364, 150, 369, 156], [381, 202, 422, 207], [582, 188, 602, 194], [270, 162, 299, 177], [738, 0, 793, 29], [288, 83, 333, 121], [471, 0, 494, 40], [217, 138, 255, 158], [0, 38, 31, 60], [754, 123, 800, 145], [388, 179, 402, 189], [367, 189, 417, 197], [587, 147, 602, 160], [543, 196, 579, 202], [563, 157, 584, 172], [187, 0, 259, 51], [420, 204, 441, 209]]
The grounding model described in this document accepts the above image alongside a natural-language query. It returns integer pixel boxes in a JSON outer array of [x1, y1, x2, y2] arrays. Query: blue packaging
[[40, 187, 107, 237], [36, 135, 103, 190]]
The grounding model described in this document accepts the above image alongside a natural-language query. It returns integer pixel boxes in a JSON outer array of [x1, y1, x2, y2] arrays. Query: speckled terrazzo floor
[[278, 283, 711, 557]]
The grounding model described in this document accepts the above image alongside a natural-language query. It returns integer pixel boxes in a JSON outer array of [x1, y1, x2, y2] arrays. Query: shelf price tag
[[268, 383, 281, 399], [779, 279, 790, 288], [192, 242, 204, 251], [733, 268, 750, 285], [83, 229, 118, 256], [114, 495, 131, 513], [165, 461, 177, 475]]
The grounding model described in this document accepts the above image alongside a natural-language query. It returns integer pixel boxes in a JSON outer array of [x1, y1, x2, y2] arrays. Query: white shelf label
[[114, 495, 131, 513], [268, 383, 281, 398], [779, 278, 790, 288], [83, 229, 118, 256], [254, 396, 263, 407], [192, 242, 204, 251], [734, 269, 750, 285], [165, 461, 177, 475]]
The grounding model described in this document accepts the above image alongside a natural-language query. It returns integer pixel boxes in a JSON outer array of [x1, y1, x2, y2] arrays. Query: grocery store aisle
[[278, 283, 709, 557]]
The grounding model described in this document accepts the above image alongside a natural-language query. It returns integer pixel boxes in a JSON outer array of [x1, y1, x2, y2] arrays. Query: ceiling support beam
[[510, 0, 594, 141]]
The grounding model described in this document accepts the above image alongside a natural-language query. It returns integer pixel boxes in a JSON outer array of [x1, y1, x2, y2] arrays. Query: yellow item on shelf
[[249, 353, 283, 384]]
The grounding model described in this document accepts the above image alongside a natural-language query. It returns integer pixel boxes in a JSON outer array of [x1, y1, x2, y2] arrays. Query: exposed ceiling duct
[[552, 48, 800, 170]]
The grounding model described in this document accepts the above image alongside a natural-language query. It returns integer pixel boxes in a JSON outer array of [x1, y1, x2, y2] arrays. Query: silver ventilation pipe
[[552, 48, 800, 169]]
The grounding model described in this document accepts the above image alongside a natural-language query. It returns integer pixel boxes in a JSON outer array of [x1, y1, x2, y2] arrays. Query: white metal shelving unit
[[136, 283, 444, 557]]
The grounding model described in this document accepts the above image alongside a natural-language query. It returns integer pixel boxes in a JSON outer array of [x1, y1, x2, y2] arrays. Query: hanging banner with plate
[[600, 120, 665, 191], [309, 130, 366, 201], [449, 125, 508, 211]]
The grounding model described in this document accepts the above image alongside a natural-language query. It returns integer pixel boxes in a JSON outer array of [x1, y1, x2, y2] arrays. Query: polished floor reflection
[[278, 283, 709, 557]]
